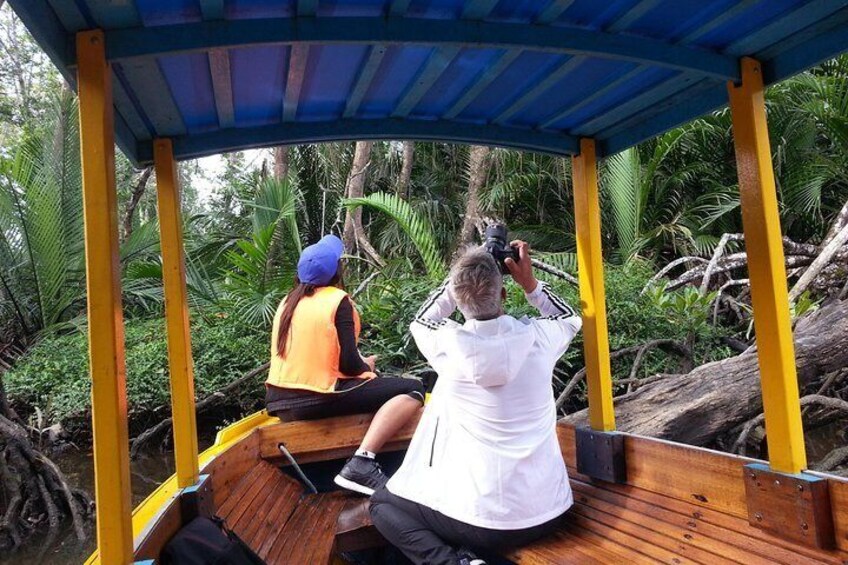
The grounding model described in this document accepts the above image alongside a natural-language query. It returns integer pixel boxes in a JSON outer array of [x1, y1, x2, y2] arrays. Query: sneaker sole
[[333, 474, 376, 496]]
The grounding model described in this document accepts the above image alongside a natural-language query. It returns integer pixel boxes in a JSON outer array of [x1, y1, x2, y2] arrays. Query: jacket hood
[[442, 316, 535, 387]]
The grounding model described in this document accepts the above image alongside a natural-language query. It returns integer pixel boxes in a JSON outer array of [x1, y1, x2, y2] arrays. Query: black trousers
[[370, 486, 562, 565], [266, 376, 424, 422]]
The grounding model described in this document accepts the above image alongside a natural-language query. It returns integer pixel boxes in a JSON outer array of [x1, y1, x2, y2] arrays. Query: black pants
[[369, 486, 562, 565], [266, 377, 424, 422]]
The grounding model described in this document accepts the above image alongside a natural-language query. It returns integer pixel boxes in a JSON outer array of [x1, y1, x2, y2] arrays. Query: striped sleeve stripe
[[541, 286, 576, 317], [539, 313, 578, 321], [415, 281, 449, 319], [414, 318, 448, 331]]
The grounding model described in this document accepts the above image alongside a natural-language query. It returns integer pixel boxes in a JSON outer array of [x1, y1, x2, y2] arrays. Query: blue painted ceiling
[[9, 0, 848, 165]]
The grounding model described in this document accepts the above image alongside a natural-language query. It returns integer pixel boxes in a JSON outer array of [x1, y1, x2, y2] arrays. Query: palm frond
[[344, 192, 446, 278]]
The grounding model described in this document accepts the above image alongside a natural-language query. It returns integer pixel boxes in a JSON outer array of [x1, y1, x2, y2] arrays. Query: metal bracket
[[180, 474, 214, 521], [575, 427, 627, 483], [743, 463, 835, 549]]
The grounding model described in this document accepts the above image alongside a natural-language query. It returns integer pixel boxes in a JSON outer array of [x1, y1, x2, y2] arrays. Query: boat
[[7, 1, 848, 563]]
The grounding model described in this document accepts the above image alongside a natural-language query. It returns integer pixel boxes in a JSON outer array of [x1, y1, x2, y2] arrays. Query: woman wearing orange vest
[[266, 234, 424, 495]]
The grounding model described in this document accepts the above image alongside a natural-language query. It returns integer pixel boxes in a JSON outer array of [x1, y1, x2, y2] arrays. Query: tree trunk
[[122, 166, 152, 241], [789, 222, 848, 301], [562, 299, 848, 446], [460, 146, 492, 245], [398, 141, 414, 199], [822, 198, 848, 249], [343, 142, 385, 266], [273, 146, 289, 180]]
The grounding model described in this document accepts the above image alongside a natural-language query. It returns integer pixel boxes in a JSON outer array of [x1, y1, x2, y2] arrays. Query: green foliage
[[345, 192, 446, 278], [220, 177, 302, 328], [645, 283, 719, 336], [5, 313, 267, 424]]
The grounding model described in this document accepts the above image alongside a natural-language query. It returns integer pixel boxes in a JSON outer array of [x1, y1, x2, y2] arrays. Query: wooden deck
[[133, 415, 848, 564]]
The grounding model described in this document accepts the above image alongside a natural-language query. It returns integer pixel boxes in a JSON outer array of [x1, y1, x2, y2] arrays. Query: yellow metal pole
[[76, 30, 134, 564], [572, 138, 615, 431], [728, 57, 806, 474], [154, 139, 200, 488]]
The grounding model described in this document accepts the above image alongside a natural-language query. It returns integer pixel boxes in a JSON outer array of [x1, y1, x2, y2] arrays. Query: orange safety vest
[[266, 286, 375, 393]]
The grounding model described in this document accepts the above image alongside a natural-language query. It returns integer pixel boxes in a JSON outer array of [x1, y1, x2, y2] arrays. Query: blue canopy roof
[[9, 0, 848, 166]]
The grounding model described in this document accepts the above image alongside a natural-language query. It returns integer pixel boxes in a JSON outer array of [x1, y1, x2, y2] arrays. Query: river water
[[3, 448, 178, 565]]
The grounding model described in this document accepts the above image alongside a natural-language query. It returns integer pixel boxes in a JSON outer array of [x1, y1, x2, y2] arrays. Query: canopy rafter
[[136, 119, 582, 165], [99, 17, 741, 80]]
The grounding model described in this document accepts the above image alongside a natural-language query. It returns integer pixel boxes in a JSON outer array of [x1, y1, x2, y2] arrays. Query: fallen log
[[562, 299, 848, 447], [130, 362, 270, 458]]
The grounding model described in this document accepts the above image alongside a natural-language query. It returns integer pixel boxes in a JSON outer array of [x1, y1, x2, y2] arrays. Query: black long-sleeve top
[[335, 296, 371, 375]]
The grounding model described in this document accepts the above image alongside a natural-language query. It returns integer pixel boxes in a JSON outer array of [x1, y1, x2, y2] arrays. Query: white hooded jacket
[[386, 281, 582, 530]]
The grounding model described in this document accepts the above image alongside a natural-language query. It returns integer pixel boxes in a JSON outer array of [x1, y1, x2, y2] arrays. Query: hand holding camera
[[484, 224, 538, 294], [504, 240, 538, 294]]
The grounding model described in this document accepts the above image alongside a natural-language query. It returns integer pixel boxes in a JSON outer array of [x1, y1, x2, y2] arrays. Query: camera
[[484, 224, 520, 274]]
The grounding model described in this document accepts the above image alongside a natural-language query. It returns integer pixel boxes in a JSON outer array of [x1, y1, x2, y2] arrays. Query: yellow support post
[[572, 138, 615, 431], [77, 30, 134, 564], [154, 139, 200, 488], [728, 58, 806, 474]]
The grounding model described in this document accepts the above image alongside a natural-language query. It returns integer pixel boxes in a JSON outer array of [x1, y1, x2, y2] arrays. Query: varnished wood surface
[[558, 423, 848, 557], [135, 414, 848, 564], [256, 411, 421, 464], [217, 459, 349, 565]]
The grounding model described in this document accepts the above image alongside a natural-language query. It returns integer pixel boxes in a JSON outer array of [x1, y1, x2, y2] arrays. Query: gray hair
[[450, 246, 503, 320]]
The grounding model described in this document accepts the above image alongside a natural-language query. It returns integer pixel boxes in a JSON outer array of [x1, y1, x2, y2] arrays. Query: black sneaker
[[333, 455, 388, 496], [457, 548, 487, 565]]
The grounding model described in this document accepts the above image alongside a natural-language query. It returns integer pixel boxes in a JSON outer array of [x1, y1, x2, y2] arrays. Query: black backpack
[[161, 515, 265, 565]]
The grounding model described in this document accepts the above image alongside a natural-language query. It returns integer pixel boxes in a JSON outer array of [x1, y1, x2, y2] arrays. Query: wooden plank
[[240, 475, 303, 547], [826, 479, 848, 552], [257, 411, 420, 463], [216, 463, 270, 519], [254, 487, 305, 559], [133, 496, 182, 561], [571, 486, 748, 565], [265, 494, 348, 565], [570, 480, 828, 564], [202, 432, 260, 509], [559, 423, 848, 560], [810, 471, 848, 554], [510, 526, 639, 564], [567, 509, 696, 564], [559, 424, 753, 518], [573, 475, 847, 564], [744, 463, 835, 549], [225, 464, 280, 529]]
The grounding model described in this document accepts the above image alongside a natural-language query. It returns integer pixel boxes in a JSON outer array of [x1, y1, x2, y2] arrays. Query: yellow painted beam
[[572, 139, 615, 431], [154, 139, 200, 488], [76, 29, 134, 564], [728, 58, 806, 474]]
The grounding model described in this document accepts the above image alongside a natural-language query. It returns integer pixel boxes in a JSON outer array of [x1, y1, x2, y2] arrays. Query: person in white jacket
[[369, 241, 582, 565]]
